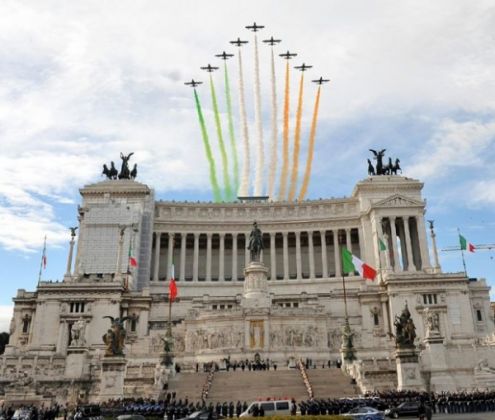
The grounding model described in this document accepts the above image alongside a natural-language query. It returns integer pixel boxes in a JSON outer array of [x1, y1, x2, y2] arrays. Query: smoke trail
[[298, 86, 322, 201], [209, 74, 232, 200], [253, 34, 264, 196], [267, 47, 278, 199], [237, 49, 250, 197], [193, 89, 222, 202], [277, 61, 290, 201], [288, 73, 305, 201], [224, 62, 239, 199]]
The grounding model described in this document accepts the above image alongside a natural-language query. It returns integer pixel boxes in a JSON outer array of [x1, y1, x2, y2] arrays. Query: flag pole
[[457, 227, 468, 277], [168, 235, 175, 340], [38, 235, 46, 285]]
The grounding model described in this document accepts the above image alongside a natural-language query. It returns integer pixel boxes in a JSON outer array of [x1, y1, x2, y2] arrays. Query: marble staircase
[[206, 370, 308, 402], [307, 368, 360, 398]]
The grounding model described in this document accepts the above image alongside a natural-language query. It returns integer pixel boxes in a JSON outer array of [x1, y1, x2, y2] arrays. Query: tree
[[0, 332, 9, 355]]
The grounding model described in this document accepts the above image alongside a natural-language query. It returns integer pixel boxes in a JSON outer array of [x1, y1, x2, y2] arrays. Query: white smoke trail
[[253, 34, 264, 196], [267, 47, 278, 200], [237, 49, 250, 197]]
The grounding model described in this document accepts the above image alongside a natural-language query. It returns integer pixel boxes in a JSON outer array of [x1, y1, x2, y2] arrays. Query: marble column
[[357, 227, 365, 259], [180, 233, 186, 281], [416, 215, 432, 270], [270, 232, 276, 280], [115, 227, 125, 281], [167, 233, 175, 279], [232, 233, 238, 281], [403, 217, 416, 271], [295, 231, 302, 280], [429, 221, 441, 272], [308, 231, 315, 279], [193, 233, 199, 281], [333, 229, 341, 277], [245, 233, 250, 267], [283, 232, 289, 280], [65, 235, 76, 276], [219, 233, 225, 281], [320, 230, 328, 278], [345, 229, 352, 275], [389, 217, 400, 272], [153, 233, 161, 282], [206, 233, 212, 281], [377, 218, 390, 270]]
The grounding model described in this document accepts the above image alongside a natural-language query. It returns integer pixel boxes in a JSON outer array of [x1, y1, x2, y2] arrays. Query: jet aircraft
[[215, 51, 234, 60], [230, 38, 249, 47], [184, 79, 202, 88], [263, 36, 281, 46], [200, 64, 219, 73], [279, 50, 297, 60], [294, 63, 312, 72], [246, 22, 264, 32], [312, 77, 330, 85]]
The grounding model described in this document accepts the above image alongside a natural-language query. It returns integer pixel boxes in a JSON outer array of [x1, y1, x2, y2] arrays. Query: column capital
[[194, 232, 200, 238], [219, 232, 225, 238], [168, 232, 175, 237], [232, 232, 238, 238]]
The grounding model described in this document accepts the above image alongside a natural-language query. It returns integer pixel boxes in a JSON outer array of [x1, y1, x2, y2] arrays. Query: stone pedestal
[[422, 337, 457, 391], [241, 262, 271, 309], [65, 347, 88, 378], [395, 347, 424, 391], [98, 357, 127, 401]]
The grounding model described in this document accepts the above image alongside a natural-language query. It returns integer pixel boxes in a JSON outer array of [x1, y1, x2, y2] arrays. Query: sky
[[0, 0, 494, 332]]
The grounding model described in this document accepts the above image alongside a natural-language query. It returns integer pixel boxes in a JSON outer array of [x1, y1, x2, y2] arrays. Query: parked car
[[240, 400, 292, 417], [11, 409, 33, 420], [342, 406, 385, 420], [176, 410, 223, 420], [385, 402, 420, 418]]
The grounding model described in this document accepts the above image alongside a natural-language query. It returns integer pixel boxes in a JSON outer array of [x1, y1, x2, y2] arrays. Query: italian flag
[[459, 234, 475, 253], [342, 247, 377, 281], [169, 264, 178, 302], [128, 244, 138, 267]]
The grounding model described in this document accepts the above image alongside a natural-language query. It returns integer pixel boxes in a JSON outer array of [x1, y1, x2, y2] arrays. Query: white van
[[239, 400, 293, 417]]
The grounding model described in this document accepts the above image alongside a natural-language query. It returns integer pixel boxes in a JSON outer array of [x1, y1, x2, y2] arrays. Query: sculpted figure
[[102, 316, 130, 356], [70, 318, 86, 346], [247, 222, 264, 262], [118, 152, 134, 179], [369, 149, 386, 175], [394, 303, 416, 348]]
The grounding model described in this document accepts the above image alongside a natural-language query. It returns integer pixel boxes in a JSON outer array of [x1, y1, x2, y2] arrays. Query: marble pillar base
[[65, 347, 88, 378], [98, 357, 127, 401], [241, 262, 270, 309], [395, 347, 425, 391]]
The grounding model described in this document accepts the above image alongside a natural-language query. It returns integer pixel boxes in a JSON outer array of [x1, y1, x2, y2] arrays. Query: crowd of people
[[201, 367, 216, 401], [4, 389, 495, 419], [297, 359, 313, 399]]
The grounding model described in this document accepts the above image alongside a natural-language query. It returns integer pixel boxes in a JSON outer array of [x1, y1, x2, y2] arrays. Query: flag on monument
[[169, 264, 178, 302], [378, 238, 387, 251], [459, 234, 475, 253], [342, 247, 377, 281], [128, 243, 138, 267]]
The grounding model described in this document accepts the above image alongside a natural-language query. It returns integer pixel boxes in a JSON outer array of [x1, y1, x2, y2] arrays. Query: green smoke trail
[[193, 89, 222, 202], [224, 62, 239, 199], [209, 74, 232, 201]]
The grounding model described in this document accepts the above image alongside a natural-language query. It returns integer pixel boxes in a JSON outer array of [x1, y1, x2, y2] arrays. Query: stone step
[[168, 372, 208, 401], [207, 369, 308, 403], [306, 368, 360, 398]]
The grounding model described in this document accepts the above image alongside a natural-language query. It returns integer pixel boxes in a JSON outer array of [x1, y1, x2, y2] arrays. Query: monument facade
[[1, 170, 495, 404]]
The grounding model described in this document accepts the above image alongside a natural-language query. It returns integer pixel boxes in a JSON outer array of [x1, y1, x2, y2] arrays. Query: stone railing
[[297, 359, 313, 399]]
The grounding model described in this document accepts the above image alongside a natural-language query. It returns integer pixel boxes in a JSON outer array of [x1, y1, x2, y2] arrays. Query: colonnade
[[151, 228, 364, 282], [378, 215, 429, 271]]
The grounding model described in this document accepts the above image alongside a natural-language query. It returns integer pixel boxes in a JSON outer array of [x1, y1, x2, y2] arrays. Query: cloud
[[408, 119, 495, 180], [0, 305, 13, 333], [471, 181, 495, 205], [0, 0, 495, 252]]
